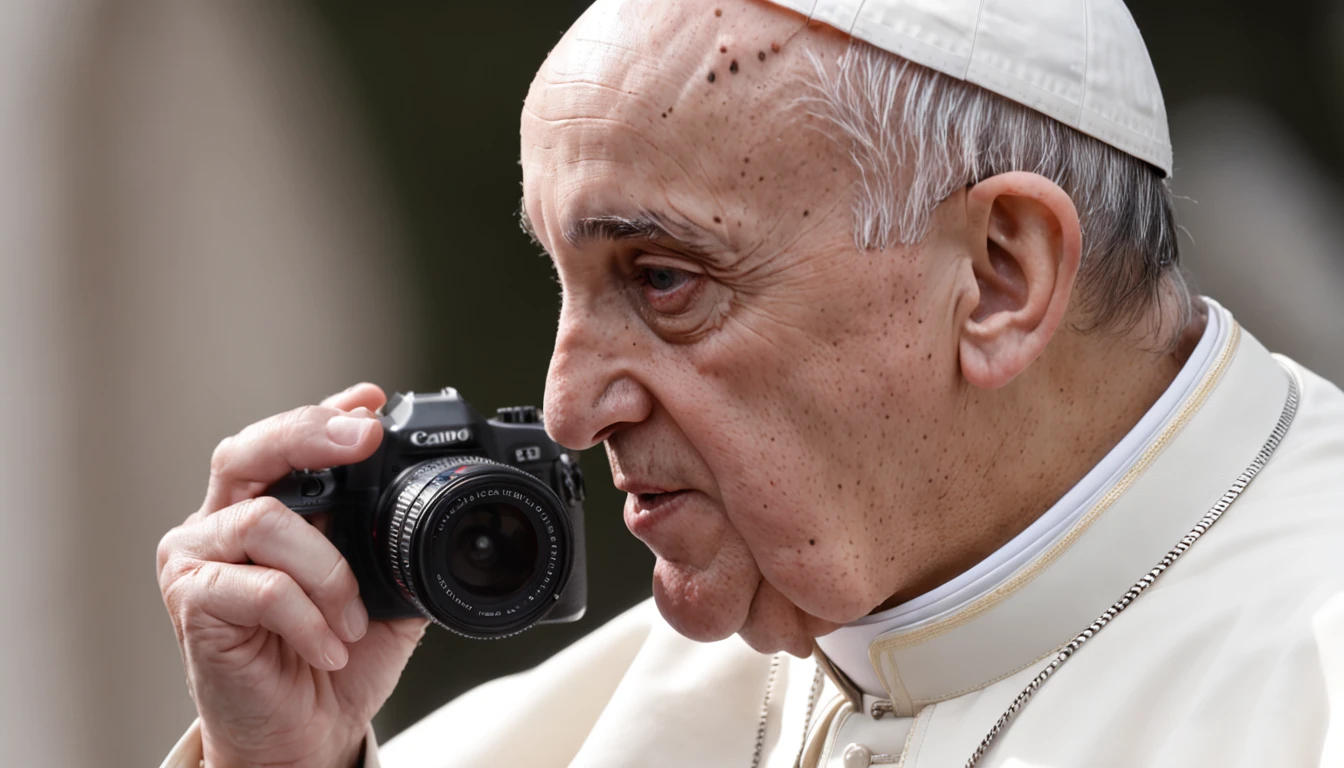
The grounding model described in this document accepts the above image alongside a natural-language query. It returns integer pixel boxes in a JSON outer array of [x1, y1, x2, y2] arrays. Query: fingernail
[[343, 597, 369, 641], [327, 415, 373, 447], [322, 631, 348, 670]]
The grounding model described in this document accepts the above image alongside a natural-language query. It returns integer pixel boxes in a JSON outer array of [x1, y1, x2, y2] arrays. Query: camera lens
[[445, 503, 538, 597], [382, 456, 572, 639]]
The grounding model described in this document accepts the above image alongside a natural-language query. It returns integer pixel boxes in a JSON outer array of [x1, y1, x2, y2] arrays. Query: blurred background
[[0, 1, 1339, 765]]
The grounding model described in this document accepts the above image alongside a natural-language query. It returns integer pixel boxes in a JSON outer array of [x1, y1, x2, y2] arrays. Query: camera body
[[267, 387, 586, 639]]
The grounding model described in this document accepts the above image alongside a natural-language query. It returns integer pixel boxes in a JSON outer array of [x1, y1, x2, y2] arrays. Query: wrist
[[200, 723, 366, 768]]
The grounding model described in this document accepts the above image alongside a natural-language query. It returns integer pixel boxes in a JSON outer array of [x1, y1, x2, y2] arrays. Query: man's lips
[[622, 489, 695, 541]]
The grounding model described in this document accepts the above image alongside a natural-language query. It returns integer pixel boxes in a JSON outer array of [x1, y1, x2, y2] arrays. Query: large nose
[[543, 294, 653, 450]]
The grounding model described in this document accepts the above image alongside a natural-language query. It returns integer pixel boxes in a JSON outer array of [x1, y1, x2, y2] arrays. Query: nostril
[[594, 420, 641, 446]]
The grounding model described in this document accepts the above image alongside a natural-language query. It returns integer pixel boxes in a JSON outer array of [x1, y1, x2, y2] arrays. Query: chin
[[733, 581, 840, 658], [738, 627, 816, 658], [650, 559, 756, 643]]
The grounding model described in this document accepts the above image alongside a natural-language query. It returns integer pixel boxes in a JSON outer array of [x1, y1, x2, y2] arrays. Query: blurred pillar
[[0, 3, 97, 766], [1, 1, 416, 765]]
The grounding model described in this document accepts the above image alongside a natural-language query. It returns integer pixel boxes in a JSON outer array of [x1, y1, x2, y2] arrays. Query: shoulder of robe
[[1117, 353, 1344, 763], [952, 355, 1344, 768], [1173, 355, 1344, 611], [1222, 355, 1344, 589], [378, 598, 666, 767]]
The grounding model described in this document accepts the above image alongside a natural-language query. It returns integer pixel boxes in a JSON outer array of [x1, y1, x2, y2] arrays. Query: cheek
[[744, 482, 891, 623], [651, 264, 959, 622], [655, 331, 887, 622]]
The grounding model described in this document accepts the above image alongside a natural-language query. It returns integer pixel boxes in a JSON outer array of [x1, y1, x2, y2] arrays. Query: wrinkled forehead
[[521, 0, 850, 245]]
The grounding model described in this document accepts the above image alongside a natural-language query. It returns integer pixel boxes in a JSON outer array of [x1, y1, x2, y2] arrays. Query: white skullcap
[[765, 0, 1173, 175]]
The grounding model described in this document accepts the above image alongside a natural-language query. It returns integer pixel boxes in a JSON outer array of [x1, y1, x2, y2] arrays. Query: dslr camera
[[268, 387, 586, 639]]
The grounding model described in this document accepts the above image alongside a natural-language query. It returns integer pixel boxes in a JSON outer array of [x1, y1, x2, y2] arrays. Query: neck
[[877, 296, 1210, 612]]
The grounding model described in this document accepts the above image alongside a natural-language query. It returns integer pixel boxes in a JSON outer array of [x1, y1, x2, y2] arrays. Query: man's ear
[[959, 171, 1082, 390]]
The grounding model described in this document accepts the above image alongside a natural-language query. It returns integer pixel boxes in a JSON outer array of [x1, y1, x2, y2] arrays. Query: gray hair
[[803, 42, 1190, 341]]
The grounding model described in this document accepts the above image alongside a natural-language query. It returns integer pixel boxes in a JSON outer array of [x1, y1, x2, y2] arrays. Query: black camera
[[267, 387, 586, 639]]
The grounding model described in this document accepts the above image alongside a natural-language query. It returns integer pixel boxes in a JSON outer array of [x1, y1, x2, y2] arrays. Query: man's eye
[[643, 267, 688, 292], [634, 264, 703, 318]]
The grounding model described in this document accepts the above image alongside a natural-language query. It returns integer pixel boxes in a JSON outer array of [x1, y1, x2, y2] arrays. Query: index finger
[[321, 382, 387, 412], [200, 401, 384, 514]]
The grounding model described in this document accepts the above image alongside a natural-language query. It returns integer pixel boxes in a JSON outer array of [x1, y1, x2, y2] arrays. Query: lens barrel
[[384, 456, 572, 638]]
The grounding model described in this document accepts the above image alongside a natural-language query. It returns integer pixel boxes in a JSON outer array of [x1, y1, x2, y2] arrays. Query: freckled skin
[[522, 0, 1201, 657]]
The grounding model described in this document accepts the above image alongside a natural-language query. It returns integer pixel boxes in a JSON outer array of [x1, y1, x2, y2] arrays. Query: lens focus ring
[[385, 456, 494, 622], [383, 455, 572, 639]]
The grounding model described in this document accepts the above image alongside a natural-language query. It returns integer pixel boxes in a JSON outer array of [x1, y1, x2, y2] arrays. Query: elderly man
[[158, 0, 1344, 766]]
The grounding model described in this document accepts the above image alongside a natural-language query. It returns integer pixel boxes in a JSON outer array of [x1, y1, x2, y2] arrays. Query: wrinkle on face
[[525, 0, 973, 651]]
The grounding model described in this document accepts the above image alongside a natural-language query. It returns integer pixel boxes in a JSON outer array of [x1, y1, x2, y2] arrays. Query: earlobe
[[958, 172, 1082, 390]]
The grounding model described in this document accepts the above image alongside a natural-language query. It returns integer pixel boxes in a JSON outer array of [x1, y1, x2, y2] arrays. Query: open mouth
[[635, 490, 688, 510], [624, 489, 695, 539]]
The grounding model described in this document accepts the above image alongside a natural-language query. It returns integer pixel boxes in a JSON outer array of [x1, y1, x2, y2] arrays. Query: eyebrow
[[564, 215, 672, 245], [518, 198, 727, 259]]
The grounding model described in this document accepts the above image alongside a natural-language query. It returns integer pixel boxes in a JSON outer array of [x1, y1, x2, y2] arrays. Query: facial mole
[[713, 216, 722, 224], [715, 7, 722, 15], [803, 209, 809, 217], [809, 539, 816, 546], [729, 59, 739, 74], [707, 71, 716, 83], [758, 50, 766, 61], [771, 41, 781, 53], [720, 45, 727, 53]]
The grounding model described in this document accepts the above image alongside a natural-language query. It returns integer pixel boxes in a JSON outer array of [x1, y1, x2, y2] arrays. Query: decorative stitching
[[872, 646, 915, 716], [913, 647, 1062, 706], [964, 0, 989, 79], [963, 362, 1300, 766], [869, 323, 1241, 654], [847, 0, 869, 36], [896, 706, 924, 766], [903, 703, 935, 767]]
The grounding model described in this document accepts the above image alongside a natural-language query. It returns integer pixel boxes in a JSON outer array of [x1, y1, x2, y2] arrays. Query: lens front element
[[446, 503, 539, 598], [384, 456, 572, 638]]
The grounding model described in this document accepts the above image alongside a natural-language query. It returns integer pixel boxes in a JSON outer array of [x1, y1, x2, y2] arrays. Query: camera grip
[[266, 469, 344, 516]]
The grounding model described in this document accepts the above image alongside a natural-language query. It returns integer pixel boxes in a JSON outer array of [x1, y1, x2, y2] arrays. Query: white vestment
[[163, 308, 1344, 768]]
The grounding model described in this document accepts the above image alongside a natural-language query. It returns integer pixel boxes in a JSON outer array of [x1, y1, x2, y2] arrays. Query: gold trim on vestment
[[867, 322, 1244, 700]]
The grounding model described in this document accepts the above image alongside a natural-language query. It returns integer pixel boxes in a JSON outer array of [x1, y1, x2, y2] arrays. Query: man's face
[[522, 0, 971, 655]]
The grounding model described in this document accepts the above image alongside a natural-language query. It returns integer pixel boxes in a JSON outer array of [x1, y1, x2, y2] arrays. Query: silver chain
[[751, 654, 783, 768], [793, 663, 826, 767], [964, 369, 1300, 767], [749, 656, 825, 768]]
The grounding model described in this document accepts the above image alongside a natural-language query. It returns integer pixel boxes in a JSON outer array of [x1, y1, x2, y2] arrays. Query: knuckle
[[255, 569, 296, 613], [199, 562, 227, 600], [283, 404, 324, 442], [314, 554, 356, 605], [159, 556, 203, 613], [208, 435, 237, 478], [235, 496, 292, 541], [155, 529, 179, 575]]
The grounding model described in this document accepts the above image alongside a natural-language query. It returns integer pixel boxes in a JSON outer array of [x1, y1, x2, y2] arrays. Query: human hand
[[157, 384, 428, 768]]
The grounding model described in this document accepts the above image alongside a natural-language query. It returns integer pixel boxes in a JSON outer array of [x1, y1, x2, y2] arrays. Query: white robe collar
[[817, 300, 1291, 714]]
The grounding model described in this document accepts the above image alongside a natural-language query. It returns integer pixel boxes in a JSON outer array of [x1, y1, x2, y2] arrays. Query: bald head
[[521, 0, 857, 269]]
